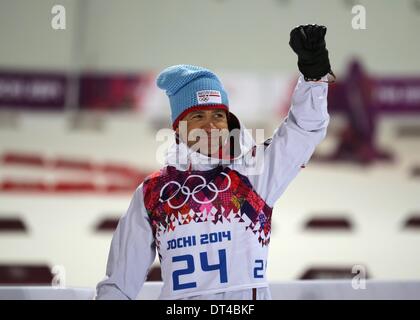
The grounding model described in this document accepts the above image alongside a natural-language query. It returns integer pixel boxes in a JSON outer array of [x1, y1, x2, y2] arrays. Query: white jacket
[[96, 75, 330, 300]]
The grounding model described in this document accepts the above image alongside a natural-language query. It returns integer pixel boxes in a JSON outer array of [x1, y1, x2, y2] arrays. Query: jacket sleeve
[[95, 184, 156, 300], [248, 74, 330, 207]]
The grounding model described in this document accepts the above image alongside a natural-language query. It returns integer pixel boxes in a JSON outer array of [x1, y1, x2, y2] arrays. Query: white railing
[[3, 280, 419, 300]]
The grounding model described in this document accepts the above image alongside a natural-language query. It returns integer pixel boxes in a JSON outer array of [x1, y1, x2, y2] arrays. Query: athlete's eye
[[192, 114, 203, 120]]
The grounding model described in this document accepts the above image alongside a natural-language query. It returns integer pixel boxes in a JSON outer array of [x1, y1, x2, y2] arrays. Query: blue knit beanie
[[156, 65, 229, 128]]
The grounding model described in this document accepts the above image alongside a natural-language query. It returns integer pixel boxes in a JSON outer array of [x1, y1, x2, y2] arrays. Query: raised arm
[[247, 24, 333, 207], [249, 74, 329, 207]]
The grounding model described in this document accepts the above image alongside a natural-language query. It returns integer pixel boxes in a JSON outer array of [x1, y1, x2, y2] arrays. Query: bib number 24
[[172, 249, 227, 290]]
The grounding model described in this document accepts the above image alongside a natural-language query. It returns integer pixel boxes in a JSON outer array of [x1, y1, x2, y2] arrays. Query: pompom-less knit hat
[[156, 65, 229, 129]]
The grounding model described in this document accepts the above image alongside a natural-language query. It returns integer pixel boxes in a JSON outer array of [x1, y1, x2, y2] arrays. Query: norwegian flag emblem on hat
[[196, 90, 222, 104]]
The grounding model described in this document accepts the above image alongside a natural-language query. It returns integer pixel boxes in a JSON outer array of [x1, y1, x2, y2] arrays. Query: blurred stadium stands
[[0, 0, 419, 294], [1, 109, 419, 288]]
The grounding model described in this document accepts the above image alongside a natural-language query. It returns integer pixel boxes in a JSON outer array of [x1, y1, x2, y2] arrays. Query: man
[[96, 24, 333, 300]]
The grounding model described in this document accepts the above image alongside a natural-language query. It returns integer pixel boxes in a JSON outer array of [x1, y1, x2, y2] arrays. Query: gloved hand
[[289, 24, 332, 81]]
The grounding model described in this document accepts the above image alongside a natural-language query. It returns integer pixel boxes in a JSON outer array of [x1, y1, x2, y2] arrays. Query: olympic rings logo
[[159, 173, 231, 209], [198, 94, 209, 102]]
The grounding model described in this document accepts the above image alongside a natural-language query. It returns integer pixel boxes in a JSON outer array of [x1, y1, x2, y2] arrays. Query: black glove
[[289, 24, 332, 81]]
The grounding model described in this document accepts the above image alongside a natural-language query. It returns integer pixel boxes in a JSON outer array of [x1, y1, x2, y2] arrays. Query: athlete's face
[[176, 109, 229, 157]]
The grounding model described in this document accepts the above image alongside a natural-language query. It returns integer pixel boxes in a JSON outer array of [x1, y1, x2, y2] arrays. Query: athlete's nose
[[202, 119, 218, 132]]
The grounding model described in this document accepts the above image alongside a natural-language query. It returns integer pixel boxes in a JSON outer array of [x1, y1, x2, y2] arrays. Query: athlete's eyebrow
[[188, 111, 205, 116]]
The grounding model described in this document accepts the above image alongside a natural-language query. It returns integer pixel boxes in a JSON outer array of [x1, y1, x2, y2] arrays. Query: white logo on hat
[[196, 90, 222, 104]]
